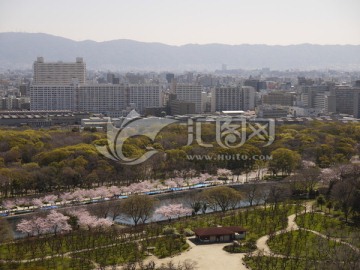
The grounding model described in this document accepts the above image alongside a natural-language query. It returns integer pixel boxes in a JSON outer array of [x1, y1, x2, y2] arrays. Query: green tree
[[121, 195, 158, 226], [269, 148, 301, 176], [202, 186, 242, 212], [316, 195, 326, 210]]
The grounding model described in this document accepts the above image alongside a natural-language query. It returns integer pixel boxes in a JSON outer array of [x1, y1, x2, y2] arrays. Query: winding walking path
[[254, 202, 359, 259]]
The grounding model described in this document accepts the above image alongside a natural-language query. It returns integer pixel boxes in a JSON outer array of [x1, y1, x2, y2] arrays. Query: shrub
[[183, 228, 194, 237], [162, 226, 178, 235]]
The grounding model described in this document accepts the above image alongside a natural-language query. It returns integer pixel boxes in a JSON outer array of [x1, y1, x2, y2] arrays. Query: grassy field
[[296, 212, 360, 247]]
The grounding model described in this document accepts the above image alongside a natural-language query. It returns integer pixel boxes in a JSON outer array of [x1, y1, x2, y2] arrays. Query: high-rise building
[[354, 92, 360, 118], [77, 85, 126, 114], [30, 85, 76, 110], [299, 85, 331, 113], [33, 57, 86, 85], [213, 86, 255, 112], [262, 92, 294, 106], [125, 84, 162, 114], [335, 86, 360, 115], [166, 73, 175, 84], [175, 84, 202, 113]]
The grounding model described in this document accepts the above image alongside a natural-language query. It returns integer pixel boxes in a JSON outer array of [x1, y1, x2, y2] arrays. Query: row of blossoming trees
[[1, 171, 228, 212], [16, 209, 114, 236]]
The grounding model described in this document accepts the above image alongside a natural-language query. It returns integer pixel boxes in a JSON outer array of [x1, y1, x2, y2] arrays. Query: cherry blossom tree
[[16, 219, 34, 236], [108, 186, 121, 196], [173, 177, 185, 187], [17, 211, 72, 236], [15, 198, 30, 208], [46, 210, 72, 235], [2, 199, 16, 210], [42, 195, 58, 205], [94, 186, 112, 199], [217, 168, 232, 179], [60, 192, 74, 204], [32, 198, 44, 208], [66, 209, 113, 230], [155, 203, 192, 221], [71, 189, 86, 203], [165, 179, 177, 188]]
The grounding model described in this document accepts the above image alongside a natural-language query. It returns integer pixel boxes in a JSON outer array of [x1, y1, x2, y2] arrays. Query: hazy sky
[[1, 0, 359, 45]]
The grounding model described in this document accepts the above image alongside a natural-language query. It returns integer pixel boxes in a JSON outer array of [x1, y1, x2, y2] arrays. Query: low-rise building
[[194, 226, 247, 243]]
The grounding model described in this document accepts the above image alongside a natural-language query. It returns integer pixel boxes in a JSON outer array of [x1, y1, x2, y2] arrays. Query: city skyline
[[1, 0, 360, 46]]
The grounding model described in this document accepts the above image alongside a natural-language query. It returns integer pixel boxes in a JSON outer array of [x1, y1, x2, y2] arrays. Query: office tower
[[335, 86, 360, 115], [30, 85, 76, 110], [33, 57, 86, 85], [213, 86, 255, 112], [299, 85, 331, 113], [354, 92, 360, 118], [166, 73, 175, 83], [262, 92, 294, 106], [19, 84, 28, 96], [175, 84, 202, 113], [242, 86, 256, 111], [106, 73, 115, 84]]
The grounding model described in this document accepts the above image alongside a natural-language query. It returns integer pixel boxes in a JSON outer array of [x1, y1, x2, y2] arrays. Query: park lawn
[[0, 230, 129, 261], [0, 257, 93, 270], [243, 255, 340, 270], [141, 235, 189, 258], [267, 230, 356, 261], [70, 242, 141, 268], [296, 212, 360, 247], [172, 203, 302, 240]]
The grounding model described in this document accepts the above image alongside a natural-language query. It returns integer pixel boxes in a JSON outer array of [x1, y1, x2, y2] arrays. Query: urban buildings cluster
[[0, 57, 360, 127]]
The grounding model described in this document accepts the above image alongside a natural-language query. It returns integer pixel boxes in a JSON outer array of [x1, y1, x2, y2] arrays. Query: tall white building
[[126, 85, 162, 114], [30, 57, 163, 114], [175, 84, 202, 113], [30, 85, 76, 111], [77, 85, 126, 115], [213, 85, 255, 112], [33, 57, 86, 85]]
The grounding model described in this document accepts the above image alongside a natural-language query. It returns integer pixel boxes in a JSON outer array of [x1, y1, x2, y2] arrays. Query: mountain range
[[1, 32, 360, 71]]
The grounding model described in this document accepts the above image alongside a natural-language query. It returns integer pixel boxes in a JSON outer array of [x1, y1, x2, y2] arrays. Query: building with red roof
[[193, 226, 247, 243]]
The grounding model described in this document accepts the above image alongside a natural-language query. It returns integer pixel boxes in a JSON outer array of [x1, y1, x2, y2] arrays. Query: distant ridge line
[[1, 32, 360, 71]]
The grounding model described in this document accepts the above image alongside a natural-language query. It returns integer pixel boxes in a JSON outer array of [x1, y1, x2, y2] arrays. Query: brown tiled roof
[[193, 226, 246, 237]]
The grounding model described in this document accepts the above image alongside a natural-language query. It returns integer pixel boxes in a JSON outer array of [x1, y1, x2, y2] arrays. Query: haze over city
[[1, 0, 360, 45]]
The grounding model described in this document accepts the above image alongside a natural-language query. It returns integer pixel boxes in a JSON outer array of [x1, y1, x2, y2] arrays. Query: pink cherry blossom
[[46, 210, 72, 234], [2, 199, 16, 210], [66, 209, 113, 230], [94, 186, 112, 198], [16, 198, 31, 208], [42, 195, 58, 205], [108, 186, 121, 196], [32, 198, 44, 208], [217, 168, 232, 177], [16, 219, 34, 235], [155, 203, 192, 220], [60, 192, 73, 203], [165, 179, 177, 188]]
